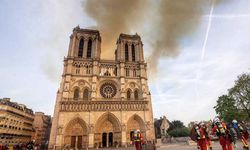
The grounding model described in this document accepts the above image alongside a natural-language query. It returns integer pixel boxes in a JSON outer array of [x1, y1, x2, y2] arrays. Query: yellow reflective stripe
[[241, 139, 248, 147], [206, 144, 209, 150]]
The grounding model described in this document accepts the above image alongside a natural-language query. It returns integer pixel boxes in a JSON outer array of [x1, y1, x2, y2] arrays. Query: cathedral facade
[[49, 26, 155, 149]]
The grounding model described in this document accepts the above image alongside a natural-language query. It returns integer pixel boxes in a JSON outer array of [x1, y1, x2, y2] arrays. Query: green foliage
[[214, 95, 239, 122], [168, 120, 185, 131], [214, 72, 250, 122], [229, 73, 250, 118], [168, 127, 190, 137]]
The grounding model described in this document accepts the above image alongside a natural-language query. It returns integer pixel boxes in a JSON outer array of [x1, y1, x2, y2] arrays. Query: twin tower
[[49, 26, 155, 149]]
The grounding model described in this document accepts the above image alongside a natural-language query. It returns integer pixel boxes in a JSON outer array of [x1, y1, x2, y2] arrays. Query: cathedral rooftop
[[119, 33, 141, 40], [73, 26, 100, 35]]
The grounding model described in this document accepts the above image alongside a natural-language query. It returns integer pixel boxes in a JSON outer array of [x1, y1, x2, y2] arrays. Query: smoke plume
[[84, 0, 148, 59], [84, 0, 226, 76]]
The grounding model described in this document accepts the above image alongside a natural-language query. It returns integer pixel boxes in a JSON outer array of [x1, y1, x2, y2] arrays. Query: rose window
[[100, 83, 117, 98]]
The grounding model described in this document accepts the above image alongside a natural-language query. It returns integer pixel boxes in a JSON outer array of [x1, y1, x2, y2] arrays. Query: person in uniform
[[190, 122, 209, 150], [232, 120, 249, 149], [132, 129, 143, 150], [212, 117, 233, 150], [200, 122, 213, 150]]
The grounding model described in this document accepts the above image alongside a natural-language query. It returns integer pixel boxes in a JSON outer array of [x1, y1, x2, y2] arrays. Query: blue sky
[[0, 0, 250, 124]]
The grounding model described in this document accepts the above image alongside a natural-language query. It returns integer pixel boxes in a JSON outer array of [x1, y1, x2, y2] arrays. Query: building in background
[[32, 112, 52, 149], [154, 116, 170, 138], [0, 98, 34, 145], [49, 26, 155, 150]]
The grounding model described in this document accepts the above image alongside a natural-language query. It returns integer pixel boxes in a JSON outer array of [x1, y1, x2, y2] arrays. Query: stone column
[[121, 131, 127, 147], [75, 136, 78, 150], [139, 42, 144, 62], [120, 41, 124, 61], [131, 91, 135, 99], [135, 44, 140, 61], [83, 39, 88, 58], [106, 134, 109, 147], [128, 43, 132, 61], [88, 133, 94, 148]]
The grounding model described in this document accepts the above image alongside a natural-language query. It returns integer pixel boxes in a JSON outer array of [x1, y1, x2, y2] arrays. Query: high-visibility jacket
[[133, 132, 143, 142]]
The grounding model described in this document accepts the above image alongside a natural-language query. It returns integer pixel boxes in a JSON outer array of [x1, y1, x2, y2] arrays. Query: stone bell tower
[[49, 26, 155, 150]]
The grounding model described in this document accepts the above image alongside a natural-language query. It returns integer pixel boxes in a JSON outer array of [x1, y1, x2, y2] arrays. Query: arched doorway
[[64, 117, 88, 149], [108, 132, 113, 147], [102, 132, 107, 147], [94, 112, 121, 148], [127, 114, 146, 143]]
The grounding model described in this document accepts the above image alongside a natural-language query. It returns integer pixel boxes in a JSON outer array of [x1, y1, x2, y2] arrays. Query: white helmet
[[199, 122, 205, 126], [213, 117, 220, 123], [232, 120, 237, 123]]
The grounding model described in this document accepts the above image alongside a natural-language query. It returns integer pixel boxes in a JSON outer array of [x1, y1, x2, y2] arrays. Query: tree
[[168, 127, 190, 137], [168, 120, 185, 131], [214, 95, 239, 122], [214, 72, 250, 122], [229, 73, 250, 118]]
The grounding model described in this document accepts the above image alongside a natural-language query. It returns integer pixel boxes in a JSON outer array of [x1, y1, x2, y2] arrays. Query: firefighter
[[198, 122, 210, 150], [212, 117, 233, 150], [200, 122, 213, 150], [132, 129, 143, 150], [232, 120, 249, 149], [190, 122, 208, 150]]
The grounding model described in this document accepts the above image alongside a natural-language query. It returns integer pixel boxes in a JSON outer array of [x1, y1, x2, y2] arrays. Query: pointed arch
[[127, 89, 132, 100], [87, 39, 92, 58], [64, 117, 88, 135], [94, 112, 121, 133], [132, 44, 135, 62], [78, 38, 84, 57], [83, 88, 90, 100], [73, 88, 80, 100], [94, 112, 122, 147], [125, 43, 129, 61], [63, 117, 88, 149], [127, 114, 146, 131], [134, 89, 139, 100], [126, 114, 146, 141]]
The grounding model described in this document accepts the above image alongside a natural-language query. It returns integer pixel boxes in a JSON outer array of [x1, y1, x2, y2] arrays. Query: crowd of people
[[190, 117, 249, 150], [0, 141, 35, 150]]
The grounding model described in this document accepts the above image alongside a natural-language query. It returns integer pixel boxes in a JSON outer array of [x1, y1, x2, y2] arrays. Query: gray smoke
[[84, 0, 148, 59], [83, 0, 227, 76]]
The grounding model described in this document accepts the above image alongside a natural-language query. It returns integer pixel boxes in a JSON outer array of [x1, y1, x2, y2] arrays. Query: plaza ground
[[93, 140, 249, 150]]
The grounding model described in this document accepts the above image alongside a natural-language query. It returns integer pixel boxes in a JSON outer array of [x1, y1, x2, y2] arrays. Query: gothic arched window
[[134, 89, 139, 100], [83, 89, 89, 100], [87, 39, 92, 58], [125, 43, 129, 61], [127, 89, 131, 100], [78, 39, 84, 57], [132, 44, 135, 62], [73, 88, 80, 100]]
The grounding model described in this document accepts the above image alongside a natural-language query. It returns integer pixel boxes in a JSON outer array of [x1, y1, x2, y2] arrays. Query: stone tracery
[[100, 83, 117, 98]]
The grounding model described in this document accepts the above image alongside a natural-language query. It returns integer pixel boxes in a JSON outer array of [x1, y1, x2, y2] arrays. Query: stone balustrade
[[59, 100, 148, 112]]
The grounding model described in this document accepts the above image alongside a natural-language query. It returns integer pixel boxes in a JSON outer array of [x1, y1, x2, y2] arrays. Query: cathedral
[[49, 26, 155, 149]]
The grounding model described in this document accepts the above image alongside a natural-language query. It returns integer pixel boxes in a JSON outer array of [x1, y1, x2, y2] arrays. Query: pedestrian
[[132, 129, 143, 150], [232, 120, 249, 149], [212, 117, 233, 150], [200, 122, 213, 150], [190, 122, 209, 150]]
